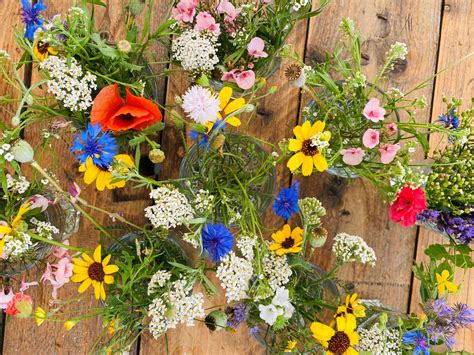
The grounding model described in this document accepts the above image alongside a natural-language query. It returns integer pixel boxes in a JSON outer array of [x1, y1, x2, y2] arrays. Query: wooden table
[[0, 0, 473, 354]]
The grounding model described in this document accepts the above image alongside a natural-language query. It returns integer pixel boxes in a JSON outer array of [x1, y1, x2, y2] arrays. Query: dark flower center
[[88, 262, 105, 282], [37, 41, 50, 55], [327, 331, 351, 354], [281, 237, 295, 249], [117, 113, 136, 122], [301, 140, 319, 156], [204, 315, 217, 331]]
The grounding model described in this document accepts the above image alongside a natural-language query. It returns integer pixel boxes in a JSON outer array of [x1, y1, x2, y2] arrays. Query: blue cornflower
[[20, 0, 46, 41], [71, 123, 118, 169], [189, 120, 226, 148], [438, 109, 460, 130], [201, 223, 234, 262], [402, 330, 430, 355], [272, 181, 300, 220]]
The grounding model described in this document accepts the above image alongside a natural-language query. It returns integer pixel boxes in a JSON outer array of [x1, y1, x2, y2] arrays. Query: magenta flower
[[195, 12, 220, 33], [171, 0, 198, 23], [379, 143, 401, 164], [362, 128, 380, 149], [341, 147, 365, 166], [248, 37, 268, 58], [363, 98, 386, 122]]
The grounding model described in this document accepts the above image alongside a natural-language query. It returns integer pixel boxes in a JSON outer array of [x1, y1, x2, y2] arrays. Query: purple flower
[[452, 303, 474, 327], [226, 302, 249, 329], [418, 209, 473, 244], [402, 330, 430, 355], [438, 109, 460, 130], [248, 326, 259, 336], [272, 182, 300, 220], [20, 0, 46, 41]]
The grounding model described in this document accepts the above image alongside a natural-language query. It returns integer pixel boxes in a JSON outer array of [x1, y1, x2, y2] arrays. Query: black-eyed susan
[[71, 245, 119, 300], [436, 269, 458, 295], [33, 40, 58, 61], [311, 316, 359, 355], [287, 120, 331, 176], [284, 340, 297, 352], [334, 293, 366, 323], [217, 86, 246, 127], [268, 224, 303, 256], [78, 154, 134, 191]]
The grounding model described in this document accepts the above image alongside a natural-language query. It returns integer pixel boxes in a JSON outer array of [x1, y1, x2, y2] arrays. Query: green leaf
[[424, 244, 449, 260]]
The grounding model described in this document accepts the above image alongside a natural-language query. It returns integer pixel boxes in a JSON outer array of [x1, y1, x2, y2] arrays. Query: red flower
[[91, 84, 162, 131], [389, 186, 427, 228], [5, 293, 32, 316]]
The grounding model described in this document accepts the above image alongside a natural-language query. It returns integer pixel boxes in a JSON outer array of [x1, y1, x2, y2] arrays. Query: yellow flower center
[[281, 237, 295, 249], [88, 262, 105, 282], [327, 331, 350, 354], [301, 139, 319, 156]]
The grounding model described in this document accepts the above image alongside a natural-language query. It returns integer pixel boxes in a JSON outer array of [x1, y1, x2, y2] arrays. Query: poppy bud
[[148, 149, 165, 164], [11, 140, 34, 163]]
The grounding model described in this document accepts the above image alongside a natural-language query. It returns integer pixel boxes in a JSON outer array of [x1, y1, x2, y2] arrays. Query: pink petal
[[221, 69, 238, 83], [363, 98, 386, 122], [362, 129, 380, 149], [341, 148, 365, 166], [379, 144, 401, 164], [235, 70, 256, 90], [248, 37, 268, 58]]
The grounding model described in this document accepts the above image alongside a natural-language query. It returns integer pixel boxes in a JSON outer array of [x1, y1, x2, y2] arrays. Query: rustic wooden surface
[[0, 0, 472, 354]]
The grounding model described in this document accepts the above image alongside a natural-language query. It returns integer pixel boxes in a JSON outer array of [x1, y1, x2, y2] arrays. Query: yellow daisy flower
[[287, 120, 331, 176], [311, 316, 359, 355], [436, 269, 458, 295], [33, 40, 58, 62], [217, 87, 246, 127], [71, 245, 119, 300], [35, 307, 47, 326], [268, 224, 303, 256], [284, 340, 297, 352], [335, 293, 366, 323], [78, 154, 134, 192]]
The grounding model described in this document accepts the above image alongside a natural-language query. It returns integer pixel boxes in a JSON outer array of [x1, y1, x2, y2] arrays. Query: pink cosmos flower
[[171, 0, 198, 23], [386, 123, 398, 135], [195, 12, 220, 33], [363, 98, 386, 122], [0, 288, 14, 309], [379, 143, 401, 164], [221, 69, 256, 90], [27, 194, 51, 212], [248, 37, 268, 58], [362, 128, 380, 149], [341, 148, 365, 166]]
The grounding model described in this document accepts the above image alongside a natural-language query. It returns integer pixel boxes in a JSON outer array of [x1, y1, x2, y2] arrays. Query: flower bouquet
[[170, 0, 330, 91]]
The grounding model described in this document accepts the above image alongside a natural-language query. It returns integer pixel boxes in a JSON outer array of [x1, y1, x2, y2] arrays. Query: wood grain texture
[[297, 0, 443, 312], [409, 1, 474, 352]]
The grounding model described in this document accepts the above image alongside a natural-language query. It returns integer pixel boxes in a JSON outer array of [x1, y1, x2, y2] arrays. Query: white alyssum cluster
[[172, 29, 220, 73], [39, 56, 97, 112], [310, 132, 330, 151], [147, 270, 172, 296], [30, 217, 59, 239], [216, 251, 253, 302], [291, 0, 310, 12], [6, 174, 30, 194], [148, 278, 205, 339], [2, 232, 33, 259], [192, 189, 215, 214], [332, 233, 376, 267], [1, 143, 14, 163], [357, 323, 402, 355], [144, 186, 194, 229], [261, 250, 292, 294]]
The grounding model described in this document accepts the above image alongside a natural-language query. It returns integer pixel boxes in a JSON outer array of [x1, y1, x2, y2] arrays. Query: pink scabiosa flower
[[181, 85, 221, 124], [363, 98, 386, 122], [390, 186, 427, 227], [171, 0, 198, 23], [341, 148, 365, 166], [386, 123, 398, 135], [379, 143, 401, 164], [195, 12, 220, 33], [248, 37, 268, 58], [5, 293, 33, 317], [362, 129, 380, 149]]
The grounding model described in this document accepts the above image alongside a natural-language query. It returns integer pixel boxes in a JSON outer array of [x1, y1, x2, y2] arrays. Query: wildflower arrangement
[[170, 0, 330, 90]]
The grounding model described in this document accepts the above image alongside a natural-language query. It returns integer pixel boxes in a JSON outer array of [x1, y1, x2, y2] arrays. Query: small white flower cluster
[[261, 250, 292, 294], [291, 0, 310, 12], [147, 270, 172, 296], [2, 232, 33, 259], [6, 174, 30, 194], [172, 29, 220, 73], [357, 323, 402, 355], [228, 209, 242, 225], [30, 218, 59, 240], [236, 235, 257, 260], [258, 287, 295, 326], [182, 232, 200, 249], [310, 132, 330, 150], [148, 278, 205, 339], [332, 233, 377, 267], [192, 189, 215, 214], [144, 186, 194, 229], [387, 42, 408, 61], [216, 251, 253, 302], [39, 56, 97, 112], [0, 143, 14, 162]]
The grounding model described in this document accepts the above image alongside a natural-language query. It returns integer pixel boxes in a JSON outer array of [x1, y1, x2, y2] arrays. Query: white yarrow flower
[[332, 233, 376, 266]]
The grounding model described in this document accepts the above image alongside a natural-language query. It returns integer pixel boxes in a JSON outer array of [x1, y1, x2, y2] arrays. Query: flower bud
[[308, 227, 327, 248], [117, 40, 132, 53], [211, 133, 226, 151], [15, 298, 33, 317], [11, 116, 21, 127], [204, 310, 228, 332], [64, 320, 78, 331], [11, 140, 34, 163], [148, 148, 165, 164]]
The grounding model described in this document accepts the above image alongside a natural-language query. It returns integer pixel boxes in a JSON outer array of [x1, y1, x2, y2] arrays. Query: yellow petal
[[293, 125, 304, 141], [321, 130, 331, 141], [344, 313, 357, 332], [103, 264, 119, 274], [79, 163, 86, 173], [83, 164, 100, 185], [446, 281, 458, 293], [104, 275, 114, 284], [289, 246, 302, 253], [93, 245, 102, 263], [219, 87, 232, 110], [226, 116, 241, 127], [310, 121, 325, 135], [435, 272, 443, 283], [336, 315, 346, 332], [346, 347, 358, 355], [288, 139, 302, 152], [100, 283, 106, 300], [224, 98, 246, 116], [93, 281, 101, 300], [95, 171, 109, 191], [73, 258, 92, 267], [441, 269, 450, 281], [78, 278, 92, 293], [313, 154, 328, 172], [114, 154, 135, 169], [347, 330, 359, 346], [310, 322, 335, 342], [0, 226, 12, 235], [291, 227, 303, 242], [301, 121, 312, 140], [301, 155, 314, 176], [271, 231, 286, 243], [282, 224, 291, 237], [275, 248, 288, 256], [287, 152, 305, 171], [102, 254, 111, 267], [71, 273, 89, 283], [438, 283, 446, 295], [81, 252, 94, 264], [268, 243, 282, 251], [72, 265, 89, 274]]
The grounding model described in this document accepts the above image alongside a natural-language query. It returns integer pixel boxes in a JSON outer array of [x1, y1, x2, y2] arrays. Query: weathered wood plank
[[409, 1, 474, 352], [297, 0, 442, 314]]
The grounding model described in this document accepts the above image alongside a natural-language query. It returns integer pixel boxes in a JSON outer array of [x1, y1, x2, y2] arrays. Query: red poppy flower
[[91, 84, 162, 131], [389, 185, 427, 228]]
